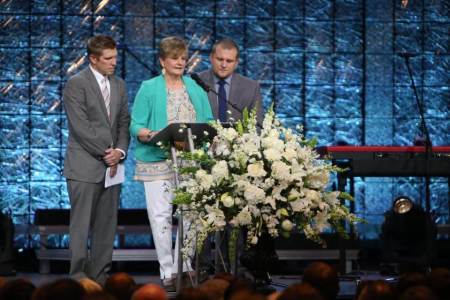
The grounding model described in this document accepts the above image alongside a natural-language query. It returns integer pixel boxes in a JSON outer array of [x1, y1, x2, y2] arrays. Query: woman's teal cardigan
[[130, 75, 214, 162]]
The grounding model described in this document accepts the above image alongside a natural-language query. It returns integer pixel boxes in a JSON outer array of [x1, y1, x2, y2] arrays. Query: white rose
[[247, 161, 267, 177], [281, 219, 293, 231], [231, 206, 252, 225], [307, 169, 330, 189], [220, 193, 234, 208]]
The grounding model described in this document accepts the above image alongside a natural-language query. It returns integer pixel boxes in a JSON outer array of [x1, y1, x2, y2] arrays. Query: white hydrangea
[[271, 160, 291, 181], [211, 160, 229, 180], [261, 135, 284, 152], [263, 148, 282, 162], [223, 127, 238, 141], [244, 184, 265, 203], [195, 169, 214, 190]]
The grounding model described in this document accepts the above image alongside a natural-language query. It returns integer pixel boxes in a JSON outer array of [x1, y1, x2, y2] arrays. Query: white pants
[[143, 180, 193, 279]]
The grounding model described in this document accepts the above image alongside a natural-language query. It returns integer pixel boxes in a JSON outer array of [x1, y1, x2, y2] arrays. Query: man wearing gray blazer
[[197, 38, 264, 276], [198, 38, 264, 125], [63, 35, 130, 284]]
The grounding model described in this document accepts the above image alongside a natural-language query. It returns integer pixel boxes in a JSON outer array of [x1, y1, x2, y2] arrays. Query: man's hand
[[109, 164, 118, 177], [103, 148, 122, 166]]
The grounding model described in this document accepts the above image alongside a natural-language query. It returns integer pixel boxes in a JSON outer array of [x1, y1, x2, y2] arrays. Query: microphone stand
[[401, 54, 434, 269]]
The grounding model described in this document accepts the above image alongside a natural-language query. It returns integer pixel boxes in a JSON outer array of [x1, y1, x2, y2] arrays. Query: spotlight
[[393, 196, 413, 214], [380, 196, 436, 273]]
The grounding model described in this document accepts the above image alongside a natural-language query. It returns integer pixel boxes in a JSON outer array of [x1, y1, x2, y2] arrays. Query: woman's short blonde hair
[[159, 36, 187, 59]]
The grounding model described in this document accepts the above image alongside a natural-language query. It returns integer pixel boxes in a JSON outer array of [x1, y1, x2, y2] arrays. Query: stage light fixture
[[393, 196, 413, 214], [380, 196, 437, 273]]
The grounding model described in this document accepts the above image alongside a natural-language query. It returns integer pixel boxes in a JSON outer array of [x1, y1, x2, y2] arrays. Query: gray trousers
[[67, 179, 119, 284]]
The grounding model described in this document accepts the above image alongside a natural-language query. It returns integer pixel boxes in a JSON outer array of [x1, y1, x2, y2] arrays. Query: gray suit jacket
[[63, 67, 130, 183], [198, 70, 264, 124]]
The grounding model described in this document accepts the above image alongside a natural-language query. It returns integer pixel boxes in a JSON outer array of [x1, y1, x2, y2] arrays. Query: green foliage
[[173, 191, 192, 205]]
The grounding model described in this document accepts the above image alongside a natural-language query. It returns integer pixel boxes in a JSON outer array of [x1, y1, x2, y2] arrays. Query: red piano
[[316, 146, 450, 177]]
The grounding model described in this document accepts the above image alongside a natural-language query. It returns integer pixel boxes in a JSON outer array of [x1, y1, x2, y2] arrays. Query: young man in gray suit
[[62, 35, 130, 284], [198, 38, 264, 125], [198, 38, 264, 276]]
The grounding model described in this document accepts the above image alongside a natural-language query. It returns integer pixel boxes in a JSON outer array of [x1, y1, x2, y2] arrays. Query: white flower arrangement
[[174, 108, 359, 257]]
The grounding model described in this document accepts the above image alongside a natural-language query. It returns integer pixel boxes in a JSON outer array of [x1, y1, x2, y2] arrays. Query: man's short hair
[[159, 36, 187, 59], [211, 38, 240, 59], [87, 35, 117, 57]]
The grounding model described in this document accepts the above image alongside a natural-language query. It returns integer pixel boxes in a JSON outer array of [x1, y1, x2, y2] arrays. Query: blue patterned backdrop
[[0, 0, 449, 246]]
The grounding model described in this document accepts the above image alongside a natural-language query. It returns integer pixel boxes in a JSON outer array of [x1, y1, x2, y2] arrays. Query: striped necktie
[[101, 76, 110, 118]]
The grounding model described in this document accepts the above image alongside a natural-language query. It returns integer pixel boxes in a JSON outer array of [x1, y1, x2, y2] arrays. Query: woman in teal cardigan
[[129, 36, 213, 291]]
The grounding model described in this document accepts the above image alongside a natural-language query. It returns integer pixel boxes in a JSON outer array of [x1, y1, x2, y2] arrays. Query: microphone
[[397, 52, 419, 58], [191, 72, 263, 129], [190, 73, 218, 95]]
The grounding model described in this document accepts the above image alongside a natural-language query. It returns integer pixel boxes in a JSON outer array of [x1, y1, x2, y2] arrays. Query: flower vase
[[240, 232, 279, 286]]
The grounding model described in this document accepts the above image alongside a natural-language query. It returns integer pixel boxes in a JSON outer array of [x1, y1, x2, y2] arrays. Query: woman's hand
[[137, 128, 158, 143]]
